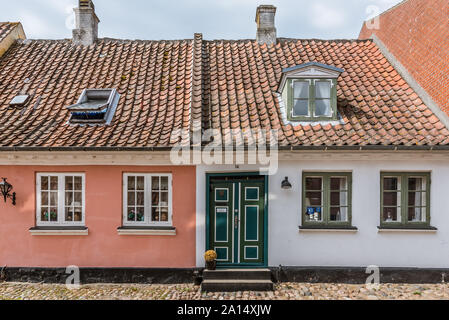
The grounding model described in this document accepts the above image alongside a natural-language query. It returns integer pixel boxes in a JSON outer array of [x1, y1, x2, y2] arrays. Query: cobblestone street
[[1, 282, 449, 300]]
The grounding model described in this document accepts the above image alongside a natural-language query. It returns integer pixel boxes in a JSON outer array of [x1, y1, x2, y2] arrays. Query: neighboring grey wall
[[196, 155, 449, 268]]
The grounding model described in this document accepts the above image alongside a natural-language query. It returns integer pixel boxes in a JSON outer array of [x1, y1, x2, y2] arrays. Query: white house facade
[[196, 152, 449, 269]]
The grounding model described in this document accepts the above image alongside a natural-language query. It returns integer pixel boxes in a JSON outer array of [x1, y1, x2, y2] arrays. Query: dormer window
[[288, 78, 337, 121], [278, 62, 344, 122], [67, 89, 120, 125]]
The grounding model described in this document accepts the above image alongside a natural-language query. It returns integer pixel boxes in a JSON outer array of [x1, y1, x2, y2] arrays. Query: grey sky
[[1, 0, 402, 40]]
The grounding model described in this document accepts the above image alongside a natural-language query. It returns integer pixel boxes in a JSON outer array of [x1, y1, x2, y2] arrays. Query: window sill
[[117, 226, 176, 236], [299, 226, 358, 233], [29, 227, 88, 236], [377, 226, 437, 233]]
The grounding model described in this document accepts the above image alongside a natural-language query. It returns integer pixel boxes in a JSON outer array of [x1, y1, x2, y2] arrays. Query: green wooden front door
[[209, 177, 266, 266]]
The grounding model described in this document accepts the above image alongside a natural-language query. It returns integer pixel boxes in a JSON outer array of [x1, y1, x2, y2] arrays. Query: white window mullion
[[58, 175, 64, 225], [169, 175, 173, 224], [145, 175, 150, 225], [36, 176, 41, 225], [123, 175, 127, 224], [82, 175, 86, 225]]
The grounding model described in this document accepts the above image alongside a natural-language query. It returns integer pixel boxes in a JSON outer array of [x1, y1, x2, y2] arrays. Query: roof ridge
[[15, 38, 195, 43], [202, 38, 373, 43], [191, 33, 203, 145], [13, 37, 375, 44], [278, 38, 373, 42]]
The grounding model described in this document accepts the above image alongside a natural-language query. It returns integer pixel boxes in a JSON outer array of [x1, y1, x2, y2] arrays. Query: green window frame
[[380, 172, 431, 229], [302, 172, 353, 228], [287, 78, 338, 121]]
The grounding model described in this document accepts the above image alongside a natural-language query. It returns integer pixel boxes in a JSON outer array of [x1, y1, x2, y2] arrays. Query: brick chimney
[[255, 5, 277, 45], [72, 0, 99, 46]]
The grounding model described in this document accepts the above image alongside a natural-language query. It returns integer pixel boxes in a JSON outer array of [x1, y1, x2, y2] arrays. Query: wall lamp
[[281, 177, 292, 190], [0, 178, 16, 206]]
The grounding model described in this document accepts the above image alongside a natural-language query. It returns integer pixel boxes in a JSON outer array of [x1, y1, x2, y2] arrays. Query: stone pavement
[[0, 282, 448, 300]]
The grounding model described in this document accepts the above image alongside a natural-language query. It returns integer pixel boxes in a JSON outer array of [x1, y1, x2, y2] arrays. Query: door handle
[[235, 215, 239, 228]]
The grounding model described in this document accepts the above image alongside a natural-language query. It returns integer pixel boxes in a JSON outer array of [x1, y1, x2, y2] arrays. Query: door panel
[[210, 183, 233, 263], [209, 177, 265, 266], [240, 182, 265, 264]]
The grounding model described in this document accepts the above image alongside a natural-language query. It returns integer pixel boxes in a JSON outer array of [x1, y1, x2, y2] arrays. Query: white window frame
[[36, 173, 86, 227], [123, 173, 173, 227]]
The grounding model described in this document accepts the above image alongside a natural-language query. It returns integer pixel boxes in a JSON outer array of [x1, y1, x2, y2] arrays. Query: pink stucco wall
[[0, 165, 196, 268]]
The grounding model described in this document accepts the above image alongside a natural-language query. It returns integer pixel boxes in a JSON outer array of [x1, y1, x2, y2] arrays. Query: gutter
[[0, 145, 448, 152]]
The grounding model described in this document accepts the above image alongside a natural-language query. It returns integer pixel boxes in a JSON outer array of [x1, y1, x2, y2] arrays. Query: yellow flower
[[204, 250, 217, 262]]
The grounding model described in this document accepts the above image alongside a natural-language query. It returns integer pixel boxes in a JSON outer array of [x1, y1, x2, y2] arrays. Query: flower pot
[[205, 260, 217, 271]]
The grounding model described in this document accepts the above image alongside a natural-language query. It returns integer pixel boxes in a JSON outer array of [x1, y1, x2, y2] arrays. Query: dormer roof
[[278, 62, 345, 93]]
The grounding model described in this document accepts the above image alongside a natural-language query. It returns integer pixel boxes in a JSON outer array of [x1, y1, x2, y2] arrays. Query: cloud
[[0, 0, 406, 40], [17, 11, 54, 38], [42, 0, 75, 14], [308, 3, 346, 29]]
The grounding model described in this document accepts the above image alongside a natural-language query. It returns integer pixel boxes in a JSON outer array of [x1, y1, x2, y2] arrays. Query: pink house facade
[[0, 163, 196, 269]]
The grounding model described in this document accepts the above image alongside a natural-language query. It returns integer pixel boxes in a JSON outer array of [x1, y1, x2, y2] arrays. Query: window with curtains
[[123, 174, 172, 227], [302, 172, 353, 228], [287, 78, 338, 121], [36, 173, 85, 226], [381, 172, 431, 228]]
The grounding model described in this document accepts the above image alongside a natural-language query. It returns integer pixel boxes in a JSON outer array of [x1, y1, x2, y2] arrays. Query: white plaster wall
[[196, 156, 449, 268]]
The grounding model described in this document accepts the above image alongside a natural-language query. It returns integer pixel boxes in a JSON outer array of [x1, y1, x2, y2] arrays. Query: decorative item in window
[[281, 177, 292, 190], [381, 172, 431, 228], [123, 174, 172, 227], [204, 250, 218, 271], [302, 173, 352, 227], [0, 178, 16, 206], [37, 174, 85, 226]]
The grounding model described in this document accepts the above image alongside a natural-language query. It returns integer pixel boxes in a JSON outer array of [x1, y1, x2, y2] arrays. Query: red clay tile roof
[[0, 36, 448, 149], [359, 0, 449, 116], [202, 38, 449, 147], [0, 39, 194, 148]]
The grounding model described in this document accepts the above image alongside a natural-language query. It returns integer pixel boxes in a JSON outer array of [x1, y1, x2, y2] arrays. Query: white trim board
[[2, 150, 449, 166], [29, 229, 89, 236], [117, 229, 176, 236]]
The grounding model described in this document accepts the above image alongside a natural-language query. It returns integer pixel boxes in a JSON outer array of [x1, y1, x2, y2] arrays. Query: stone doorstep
[[203, 269, 272, 281], [201, 279, 274, 292], [201, 269, 274, 292]]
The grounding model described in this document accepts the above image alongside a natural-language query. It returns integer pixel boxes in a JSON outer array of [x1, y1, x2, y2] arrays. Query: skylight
[[9, 94, 30, 107], [67, 89, 120, 125]]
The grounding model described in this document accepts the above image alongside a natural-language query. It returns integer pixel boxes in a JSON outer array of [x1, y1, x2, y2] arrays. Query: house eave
[[0, 145, 448, 152]]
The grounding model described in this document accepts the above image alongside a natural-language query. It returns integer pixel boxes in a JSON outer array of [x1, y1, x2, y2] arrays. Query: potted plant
[[204, 250, 217, 271]]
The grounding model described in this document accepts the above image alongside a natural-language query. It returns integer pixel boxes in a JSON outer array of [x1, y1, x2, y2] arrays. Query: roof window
[[67, 89, 120, 125], [9, 94, 30, 107]]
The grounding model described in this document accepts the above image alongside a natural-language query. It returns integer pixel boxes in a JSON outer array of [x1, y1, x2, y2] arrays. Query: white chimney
[[73, 0, 99, 46], [255, 5, 277, 46]]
